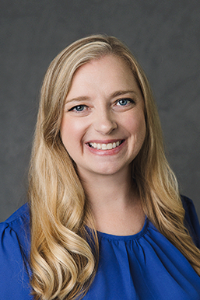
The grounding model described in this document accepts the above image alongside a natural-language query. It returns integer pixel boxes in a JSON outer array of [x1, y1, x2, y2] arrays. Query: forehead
[[67, 54, 138, 97], [76, 54, 133, 77]]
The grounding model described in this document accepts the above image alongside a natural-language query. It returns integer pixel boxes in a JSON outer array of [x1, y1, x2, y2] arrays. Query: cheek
[[129, 115, 146, 159], [60, 117, 85, 149], [60, 118, 72, 149], [125, 112, 146, 140], [137, 115, 146, 141]]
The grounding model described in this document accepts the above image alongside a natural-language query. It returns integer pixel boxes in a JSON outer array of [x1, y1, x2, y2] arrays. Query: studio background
[[0, 0, 200, 221]]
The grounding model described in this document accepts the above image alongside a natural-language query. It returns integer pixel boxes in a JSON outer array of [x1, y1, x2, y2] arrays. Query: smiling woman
[[60, 55, 146, 179], [0, 35, 200, 300]]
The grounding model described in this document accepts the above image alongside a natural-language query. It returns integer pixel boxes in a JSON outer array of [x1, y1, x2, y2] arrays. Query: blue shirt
[[0, 196, 200, 299]]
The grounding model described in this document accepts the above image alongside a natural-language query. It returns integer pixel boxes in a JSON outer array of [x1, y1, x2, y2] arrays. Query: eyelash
[[69, 98, 135, 112], [116, 98, 134, 106], [69, 105, 87, 112]]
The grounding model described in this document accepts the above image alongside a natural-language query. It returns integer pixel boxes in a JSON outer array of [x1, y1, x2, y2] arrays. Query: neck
[[78, 167, 145, 235], [79, 165, 134, 203]]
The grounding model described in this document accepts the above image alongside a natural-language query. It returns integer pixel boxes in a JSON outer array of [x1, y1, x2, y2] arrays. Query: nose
[[93, 109, 117, 135]]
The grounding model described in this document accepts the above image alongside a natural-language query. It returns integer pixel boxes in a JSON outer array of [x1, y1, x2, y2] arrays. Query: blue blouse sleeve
[[181, 195, 200, 248], [0, 204, 33, 299]]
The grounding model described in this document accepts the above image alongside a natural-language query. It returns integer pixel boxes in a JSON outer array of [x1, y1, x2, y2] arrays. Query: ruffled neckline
[[97, 217, 149, 241]]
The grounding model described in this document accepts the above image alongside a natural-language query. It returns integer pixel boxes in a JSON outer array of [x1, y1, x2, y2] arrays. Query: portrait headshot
[[0, 1, 200, 299]]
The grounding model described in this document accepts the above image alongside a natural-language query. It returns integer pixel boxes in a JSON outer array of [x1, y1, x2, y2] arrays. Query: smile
[[88, 140, 124, 150]]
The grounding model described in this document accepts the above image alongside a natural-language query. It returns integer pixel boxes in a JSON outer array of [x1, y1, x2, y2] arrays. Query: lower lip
[[86, 140, 126, 156]]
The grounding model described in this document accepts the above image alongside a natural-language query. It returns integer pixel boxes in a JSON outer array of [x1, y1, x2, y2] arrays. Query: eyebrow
[[65, 96, 90, 105], [111, 90, 137, 98], [65, 90, 137, 104]]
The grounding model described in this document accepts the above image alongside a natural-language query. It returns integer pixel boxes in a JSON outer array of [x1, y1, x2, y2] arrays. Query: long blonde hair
[[28, 34, 200, 300]]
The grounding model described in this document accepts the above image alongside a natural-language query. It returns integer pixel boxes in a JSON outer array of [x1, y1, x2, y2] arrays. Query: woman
[[0, 34, 200, 300]]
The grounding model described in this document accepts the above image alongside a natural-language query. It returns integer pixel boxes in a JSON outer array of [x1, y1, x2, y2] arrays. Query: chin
[[91, 165, 129, 177]]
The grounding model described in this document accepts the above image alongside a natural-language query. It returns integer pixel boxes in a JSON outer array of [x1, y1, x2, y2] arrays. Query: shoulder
[[0, 203, 30, 249], [181, 195, 200, 248], [0, 202, 31, 258], [5, 202, 30, 223], [0, 203, 32, 298]]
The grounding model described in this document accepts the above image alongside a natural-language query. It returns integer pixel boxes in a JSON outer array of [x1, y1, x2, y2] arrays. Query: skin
[[60, 54, 146, 235]]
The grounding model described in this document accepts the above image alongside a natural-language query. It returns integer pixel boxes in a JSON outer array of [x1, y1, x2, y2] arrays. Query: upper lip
[[86, 139, 124, 144]]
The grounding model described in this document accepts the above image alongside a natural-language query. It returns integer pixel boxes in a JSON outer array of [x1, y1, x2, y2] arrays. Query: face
[[60, 54, 146, 180]]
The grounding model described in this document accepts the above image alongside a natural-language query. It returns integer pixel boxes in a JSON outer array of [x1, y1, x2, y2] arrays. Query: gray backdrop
[[0, 0, 200, 222]]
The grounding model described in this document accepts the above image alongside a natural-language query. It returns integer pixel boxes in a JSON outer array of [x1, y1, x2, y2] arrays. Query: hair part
[[28, 34, 200, 300]]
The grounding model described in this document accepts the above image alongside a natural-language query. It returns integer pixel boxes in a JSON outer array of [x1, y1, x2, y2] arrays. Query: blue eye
[[117, 99, 131, 106], [71, 105, 86, 112]]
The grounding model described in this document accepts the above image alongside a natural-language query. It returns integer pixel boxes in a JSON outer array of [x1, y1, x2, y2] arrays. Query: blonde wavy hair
[[28, 34, 200, 300]]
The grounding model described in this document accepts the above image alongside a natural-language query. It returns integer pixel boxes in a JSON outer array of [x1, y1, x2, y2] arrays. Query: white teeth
[[107, 143, 113, 150], [89, 141, 122, 150]]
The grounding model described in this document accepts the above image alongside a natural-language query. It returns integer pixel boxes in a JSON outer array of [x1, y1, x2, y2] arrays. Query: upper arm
[[0, 222, 33, 299]]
